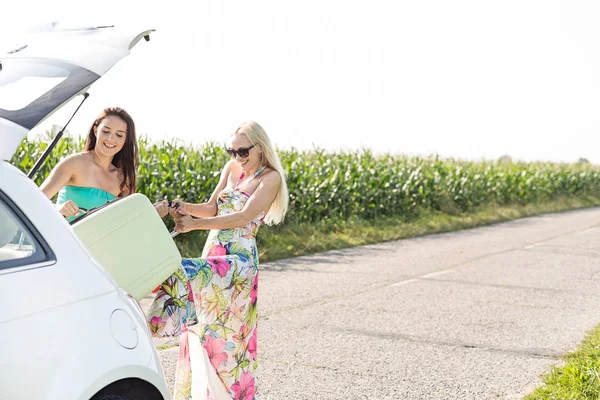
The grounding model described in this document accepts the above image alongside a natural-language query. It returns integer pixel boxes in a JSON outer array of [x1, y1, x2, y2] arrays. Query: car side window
[[0, 193, 52, 270]]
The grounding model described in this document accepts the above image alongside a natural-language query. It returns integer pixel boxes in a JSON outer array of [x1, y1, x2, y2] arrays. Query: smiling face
[[94, 115, 128, 158], [227, 133, 261, 172]]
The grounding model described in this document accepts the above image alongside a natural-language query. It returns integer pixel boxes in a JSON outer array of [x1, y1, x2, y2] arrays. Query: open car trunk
[[0, 25, 154, 160]]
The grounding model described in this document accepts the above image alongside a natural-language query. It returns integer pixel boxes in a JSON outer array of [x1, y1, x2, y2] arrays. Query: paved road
[[142, 207, 600, 399]]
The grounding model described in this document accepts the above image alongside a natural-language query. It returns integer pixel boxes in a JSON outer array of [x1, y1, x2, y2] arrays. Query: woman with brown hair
[[41, 107, 168, 219]]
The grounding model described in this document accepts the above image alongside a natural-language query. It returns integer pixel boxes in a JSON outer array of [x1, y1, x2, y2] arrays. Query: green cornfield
[[11, 135, 600, 224]]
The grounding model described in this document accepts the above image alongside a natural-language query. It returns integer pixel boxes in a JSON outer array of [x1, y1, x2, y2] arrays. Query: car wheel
[[89, 378, 164, 400]]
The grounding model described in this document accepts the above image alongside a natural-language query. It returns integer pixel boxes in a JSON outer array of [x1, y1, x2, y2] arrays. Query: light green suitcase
[[72, 193, 181, 300]]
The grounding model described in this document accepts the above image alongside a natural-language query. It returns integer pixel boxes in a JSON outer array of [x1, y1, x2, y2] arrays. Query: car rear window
[[0, 191, 54, 270], [0, 58, 99, 130]]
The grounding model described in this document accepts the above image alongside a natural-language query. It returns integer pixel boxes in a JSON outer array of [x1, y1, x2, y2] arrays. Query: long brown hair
[[84, 107, 139, 195]]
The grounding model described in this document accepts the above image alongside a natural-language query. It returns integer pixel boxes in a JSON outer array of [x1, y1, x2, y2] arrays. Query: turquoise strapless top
[[57, 185, 116, 221]]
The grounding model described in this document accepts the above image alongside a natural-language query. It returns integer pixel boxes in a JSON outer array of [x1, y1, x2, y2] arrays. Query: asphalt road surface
[[141, 207, 600, 399]]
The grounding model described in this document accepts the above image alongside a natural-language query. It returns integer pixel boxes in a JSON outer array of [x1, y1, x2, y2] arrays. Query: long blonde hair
[[234, 121, 288, 225]]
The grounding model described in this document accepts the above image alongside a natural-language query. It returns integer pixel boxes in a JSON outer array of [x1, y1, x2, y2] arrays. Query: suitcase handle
[[63, 207, 89, 219], [69, 198, 124, 225]]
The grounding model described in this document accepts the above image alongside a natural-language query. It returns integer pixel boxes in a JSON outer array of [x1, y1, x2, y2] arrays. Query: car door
[[0, 188, 59, 399]]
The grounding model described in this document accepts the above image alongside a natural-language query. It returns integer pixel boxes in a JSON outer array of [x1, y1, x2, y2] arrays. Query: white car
[[0, 25, 170, 400]]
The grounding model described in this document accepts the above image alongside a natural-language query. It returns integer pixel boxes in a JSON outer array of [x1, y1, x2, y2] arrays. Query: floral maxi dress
[[147, 186, 264, 400]]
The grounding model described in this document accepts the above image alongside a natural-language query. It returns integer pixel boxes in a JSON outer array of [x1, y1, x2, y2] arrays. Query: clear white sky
[[2, 0, 600, 163]]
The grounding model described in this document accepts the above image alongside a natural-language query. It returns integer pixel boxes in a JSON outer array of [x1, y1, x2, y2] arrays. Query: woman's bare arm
[[174, 170, 281, 232], [39, 155, 81, 217], [39, 155, 79, 199]]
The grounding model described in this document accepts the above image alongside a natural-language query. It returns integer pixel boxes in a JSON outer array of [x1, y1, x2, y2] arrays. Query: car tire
[[93, 396, 131, 400]]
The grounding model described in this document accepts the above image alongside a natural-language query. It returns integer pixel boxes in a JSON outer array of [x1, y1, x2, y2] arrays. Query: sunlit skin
[[227, 133, 262, 176], [93, 115, 127, 158], [168, 133, 281, 233], [40, 114, 169, 218]]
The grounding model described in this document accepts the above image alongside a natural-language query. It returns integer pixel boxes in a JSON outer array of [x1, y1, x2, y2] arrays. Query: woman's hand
[[154, 200, 169, 218], [168, 198, 187, 217], [58, 200, 79, 218], [174, 213, 197, 233]]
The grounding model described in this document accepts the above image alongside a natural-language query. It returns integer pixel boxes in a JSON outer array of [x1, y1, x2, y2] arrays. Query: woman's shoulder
[[224, 159, 239, 176], [261, 166, 279, 177], [54, 151, 90, 169], [259, 167, 281, 186], [224, 159, 237, 170], [65, 151, 91, 162]]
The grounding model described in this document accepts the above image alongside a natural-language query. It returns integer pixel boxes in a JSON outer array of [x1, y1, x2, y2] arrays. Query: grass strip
[[524, 323, 600, 399], [173, 195, 600, 262]]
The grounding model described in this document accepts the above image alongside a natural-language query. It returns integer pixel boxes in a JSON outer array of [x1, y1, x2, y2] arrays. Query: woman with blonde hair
[[147, 121, 288, 399]]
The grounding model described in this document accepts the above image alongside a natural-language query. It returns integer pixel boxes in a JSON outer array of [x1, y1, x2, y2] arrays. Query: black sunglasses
[[226, 145, 255, 158]]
